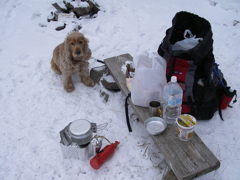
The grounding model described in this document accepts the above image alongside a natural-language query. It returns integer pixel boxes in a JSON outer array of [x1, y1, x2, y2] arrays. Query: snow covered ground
[[0, 0, 240, 179]]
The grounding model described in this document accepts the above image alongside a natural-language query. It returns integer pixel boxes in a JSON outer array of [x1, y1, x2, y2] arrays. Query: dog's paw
[[83, 77, 95, 87], [64, 83, 74, 92]]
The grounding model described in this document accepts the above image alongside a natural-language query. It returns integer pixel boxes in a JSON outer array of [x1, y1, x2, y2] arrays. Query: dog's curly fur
[[51, 32, 94, 92]]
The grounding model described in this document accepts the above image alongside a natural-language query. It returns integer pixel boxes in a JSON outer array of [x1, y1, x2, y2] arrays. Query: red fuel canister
[[90, 141, 120, 170]]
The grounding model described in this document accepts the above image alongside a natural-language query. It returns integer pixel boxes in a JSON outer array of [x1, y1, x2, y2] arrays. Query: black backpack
[[158, 11, 237, 120]]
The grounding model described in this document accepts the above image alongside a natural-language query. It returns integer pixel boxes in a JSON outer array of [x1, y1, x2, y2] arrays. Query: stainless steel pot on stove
[[69, 119, 95, 145]]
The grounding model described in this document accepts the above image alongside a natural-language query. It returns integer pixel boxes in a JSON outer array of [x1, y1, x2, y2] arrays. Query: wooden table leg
[[162, 165, 178, 180]]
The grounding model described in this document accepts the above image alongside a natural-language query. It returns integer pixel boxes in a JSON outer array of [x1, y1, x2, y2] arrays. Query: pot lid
[[69, 119, 91, 136]]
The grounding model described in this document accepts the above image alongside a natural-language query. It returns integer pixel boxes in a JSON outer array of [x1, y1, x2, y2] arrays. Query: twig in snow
[[143, 146, 149, 156], [233, 20, 240, 26], [137, 142, 151, 147]]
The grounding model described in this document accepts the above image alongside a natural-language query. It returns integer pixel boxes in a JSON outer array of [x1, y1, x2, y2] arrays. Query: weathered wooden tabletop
[[104, 53, 220, 180]]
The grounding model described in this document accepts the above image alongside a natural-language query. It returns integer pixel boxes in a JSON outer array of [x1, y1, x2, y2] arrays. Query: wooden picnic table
[[104, 53, 220, 180]]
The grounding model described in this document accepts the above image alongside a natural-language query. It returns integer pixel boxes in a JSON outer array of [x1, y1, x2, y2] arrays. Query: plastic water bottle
[[163, 76, 183, 124]]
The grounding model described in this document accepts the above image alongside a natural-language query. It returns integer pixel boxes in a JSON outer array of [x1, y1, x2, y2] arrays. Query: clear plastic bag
[[131, 52, 167, 107], [171, 29, 203, 51]]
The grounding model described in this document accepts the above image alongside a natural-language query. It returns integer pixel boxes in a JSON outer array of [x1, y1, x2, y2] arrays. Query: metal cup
[[149, 101, 162, 117]]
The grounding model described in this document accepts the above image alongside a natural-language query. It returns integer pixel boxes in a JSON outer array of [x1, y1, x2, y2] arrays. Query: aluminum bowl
[[144, 117, 167, 135]]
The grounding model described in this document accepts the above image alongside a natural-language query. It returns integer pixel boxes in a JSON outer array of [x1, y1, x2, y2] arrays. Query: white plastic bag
[[131, 52, 167, 107], [171, 29, 203, 51]]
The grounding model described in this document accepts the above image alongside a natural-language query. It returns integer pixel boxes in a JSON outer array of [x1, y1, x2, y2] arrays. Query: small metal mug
[[149, 101, 162, 117]]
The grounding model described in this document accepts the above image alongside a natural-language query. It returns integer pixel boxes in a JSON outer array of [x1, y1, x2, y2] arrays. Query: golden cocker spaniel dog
[[51, 31, 94, 92]]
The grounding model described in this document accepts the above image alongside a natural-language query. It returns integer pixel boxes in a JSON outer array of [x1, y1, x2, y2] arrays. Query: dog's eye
[[71, 42, 74, 45], [79, 41, 82, 44]]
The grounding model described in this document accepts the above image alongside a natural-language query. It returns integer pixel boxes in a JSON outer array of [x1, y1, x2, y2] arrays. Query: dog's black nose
[[76, 50, 80, 55]]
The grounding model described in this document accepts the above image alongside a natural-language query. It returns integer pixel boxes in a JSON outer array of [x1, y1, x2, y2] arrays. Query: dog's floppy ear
[[83, 37, 90, 52], [64, 35, 72, 63], [83, 37, 92, 60]]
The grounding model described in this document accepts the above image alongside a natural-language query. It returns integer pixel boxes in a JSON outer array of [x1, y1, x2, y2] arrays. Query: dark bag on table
[[158, 11, 237, 120]]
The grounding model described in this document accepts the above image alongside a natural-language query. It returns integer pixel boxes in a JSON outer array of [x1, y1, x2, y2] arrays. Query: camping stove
[[59, 119, 103, 161]]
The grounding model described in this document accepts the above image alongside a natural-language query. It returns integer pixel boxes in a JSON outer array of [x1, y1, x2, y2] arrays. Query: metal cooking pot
[[69, 119, 96, 145]]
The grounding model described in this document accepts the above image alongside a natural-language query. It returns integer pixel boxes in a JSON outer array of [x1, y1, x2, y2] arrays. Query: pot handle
[[91, 123, 97, 133]]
